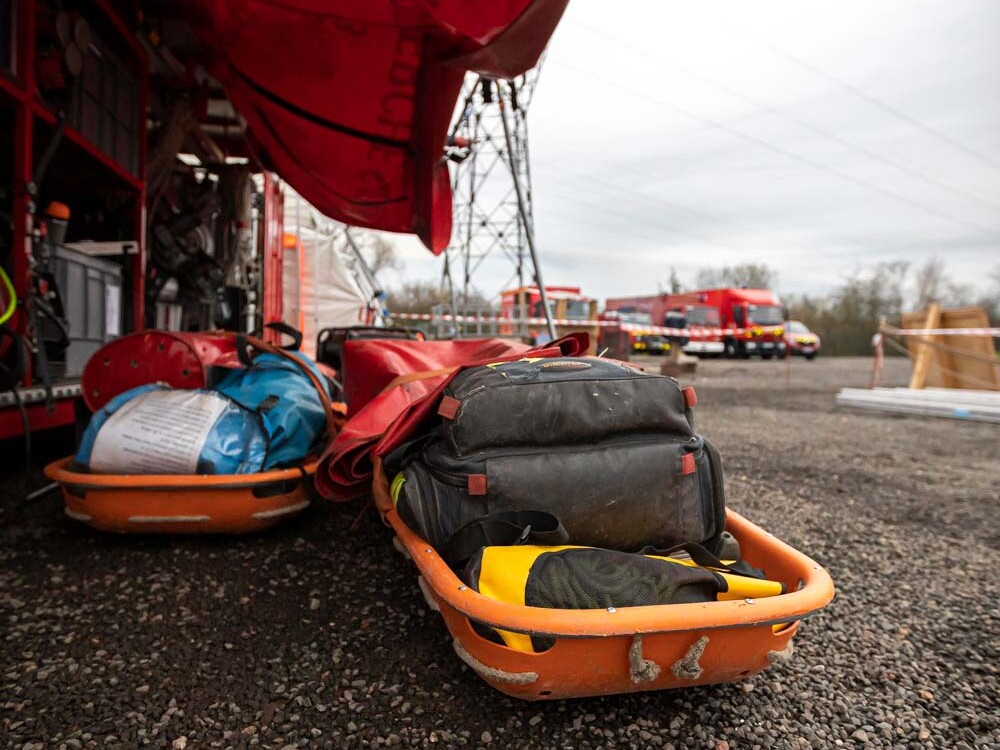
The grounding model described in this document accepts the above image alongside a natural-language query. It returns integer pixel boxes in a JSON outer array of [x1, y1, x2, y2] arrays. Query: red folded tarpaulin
[[315, 334, 588, 500], [341, 337, 537, 413], [185, 0, 569, 252]]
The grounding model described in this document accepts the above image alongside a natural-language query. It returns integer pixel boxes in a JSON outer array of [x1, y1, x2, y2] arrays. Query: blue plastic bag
[[76, 351, 328, 475], [75, 384, 270, 474], [212, 351, 329, 468]]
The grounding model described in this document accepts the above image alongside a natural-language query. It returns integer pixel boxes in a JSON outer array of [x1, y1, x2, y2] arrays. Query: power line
[[548, 58, 1000, 240], [537, 165, 965, 263], [535, 172, 756, 252], [534, 157, 878, 253], [566, 19, 1000, 214], [537, 201, 702, 250], [732, 27, 1000, 176]]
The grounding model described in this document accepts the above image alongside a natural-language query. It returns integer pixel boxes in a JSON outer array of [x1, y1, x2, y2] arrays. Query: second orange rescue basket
[[373, 459, 835, 701]]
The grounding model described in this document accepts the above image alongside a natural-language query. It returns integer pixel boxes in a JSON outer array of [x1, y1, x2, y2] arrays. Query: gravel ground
[[1, 356, 998, 750]]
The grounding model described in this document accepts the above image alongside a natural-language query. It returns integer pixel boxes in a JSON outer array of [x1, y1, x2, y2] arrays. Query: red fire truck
[[597, 309, 670, 355], [604, 294, 724, 357], [499, 286, 595, 342], [694, 288, 786, 359], [605, 289, 786, 358]]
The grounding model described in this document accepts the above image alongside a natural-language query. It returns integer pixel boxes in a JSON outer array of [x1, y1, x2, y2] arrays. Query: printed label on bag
[[89, 390, 230, 474]]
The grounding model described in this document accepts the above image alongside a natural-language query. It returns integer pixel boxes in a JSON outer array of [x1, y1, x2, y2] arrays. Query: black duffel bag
[[386, 357, 726, 562]]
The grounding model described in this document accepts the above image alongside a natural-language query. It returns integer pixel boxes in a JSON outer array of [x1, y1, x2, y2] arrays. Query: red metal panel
[[133, 33, 149, 330], [81, 331, 244, 411], [8, 0, 36, 387], [0, 73, 23, 102], [0, 0, 149, 435], [0, 397, 77, 438]]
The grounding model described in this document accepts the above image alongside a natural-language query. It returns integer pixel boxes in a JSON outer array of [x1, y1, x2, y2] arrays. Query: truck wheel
[[805, 353, 817, 361], [723, 340, 737, 358], [761, 352, 773, 360]]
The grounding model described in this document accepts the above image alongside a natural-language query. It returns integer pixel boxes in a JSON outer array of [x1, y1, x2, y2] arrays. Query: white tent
[[281, 187, 383, 358]]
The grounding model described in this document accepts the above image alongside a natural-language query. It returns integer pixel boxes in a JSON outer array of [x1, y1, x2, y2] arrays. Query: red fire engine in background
[[696, 288, 786, 359], [499, 286, 596, 344], [605, 288, 787, 359], [597, 309, 669, 355], [605, 293, 723, 357]]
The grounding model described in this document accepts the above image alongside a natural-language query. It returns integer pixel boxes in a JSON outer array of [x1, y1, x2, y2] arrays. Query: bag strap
[[233, 333, 340, 439], [379, 366, 459, 394], [441, 510, 569, 568], [264, 321, 303, 351], [639, 541, 766, 580], [700, 436, 728, 551]]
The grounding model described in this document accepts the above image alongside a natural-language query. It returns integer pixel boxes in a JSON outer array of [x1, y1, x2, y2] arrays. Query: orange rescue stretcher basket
[[373, 459, 835, 701], [44, 458, 318, 534], [45, 335, 342, 535]]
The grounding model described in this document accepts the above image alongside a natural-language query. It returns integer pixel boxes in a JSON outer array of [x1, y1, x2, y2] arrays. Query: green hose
[[0, 265, 16, 326]]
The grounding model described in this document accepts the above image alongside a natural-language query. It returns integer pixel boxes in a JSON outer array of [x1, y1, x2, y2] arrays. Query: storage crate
[[68, 19, 140, 176], [49, 244, 122, 377]]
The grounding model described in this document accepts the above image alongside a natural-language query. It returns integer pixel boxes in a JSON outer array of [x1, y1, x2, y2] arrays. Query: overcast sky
[[380, 0, 1000, 303]]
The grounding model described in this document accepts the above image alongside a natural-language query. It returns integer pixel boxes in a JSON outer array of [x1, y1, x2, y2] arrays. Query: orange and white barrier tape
[[389, 312, 785, 340], [884, 327, 1000, 337]]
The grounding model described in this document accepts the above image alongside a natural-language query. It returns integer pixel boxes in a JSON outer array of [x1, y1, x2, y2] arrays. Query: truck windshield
[[685, 306, 720, 326], [618, 312, 653, 325], [565, 300, 591, 319], [747, 305, 783, 325]]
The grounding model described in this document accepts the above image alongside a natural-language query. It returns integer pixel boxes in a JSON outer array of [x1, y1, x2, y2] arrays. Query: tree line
[[681, 260, 999, 356], [372, 238, 997, 356]]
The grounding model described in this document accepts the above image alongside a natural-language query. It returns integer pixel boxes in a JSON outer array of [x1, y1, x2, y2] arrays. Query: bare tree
[[975, 264, 1000, 324], [786, 261, 908, 355], [657, 267, 684, 294], [694, 267, 722, 289], [367, 236, 402, 275], [913, 256, 974, 310], [695, 263, 777, 290], [385, 280, 448, 315], [913, 256, 947, 310], [386, 280, 491, 315], [669, 267, 683, 293]]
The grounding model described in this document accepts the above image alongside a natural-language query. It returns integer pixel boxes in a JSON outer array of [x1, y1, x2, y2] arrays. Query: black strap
[[441, 510, 569, 568], [639, 541, 767, 580], [29, 296, 54, 408], [235, 333, 253, 368], [382, 431, 441, 477], [264, 321, 303, 351], [701, 436, 728, 551]]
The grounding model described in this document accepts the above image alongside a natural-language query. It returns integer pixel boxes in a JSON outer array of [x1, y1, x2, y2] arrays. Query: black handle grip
[[265, 322, 303, 351]]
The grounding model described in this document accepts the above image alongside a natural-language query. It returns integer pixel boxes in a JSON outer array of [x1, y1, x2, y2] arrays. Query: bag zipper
[[447, 360, 664, 402], [423, 433, 702, 483]]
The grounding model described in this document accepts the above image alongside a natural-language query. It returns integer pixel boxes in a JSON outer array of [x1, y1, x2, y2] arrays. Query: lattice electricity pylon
[[443, 70, 552, 334]]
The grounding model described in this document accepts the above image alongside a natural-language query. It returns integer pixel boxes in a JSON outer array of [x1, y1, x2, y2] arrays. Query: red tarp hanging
[[185, 0, 569, 252]]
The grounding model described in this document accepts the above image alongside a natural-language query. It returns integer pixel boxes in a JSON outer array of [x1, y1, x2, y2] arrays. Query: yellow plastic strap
[[0, 265, 17, 326], [390, 473, 406, 506]]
